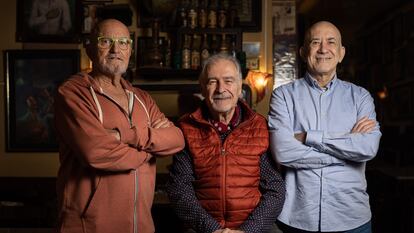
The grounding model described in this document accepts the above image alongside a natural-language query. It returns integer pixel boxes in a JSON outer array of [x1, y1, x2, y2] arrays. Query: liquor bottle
[[219, 33, 229, 55], [210, 34, 219, 55], [208, 0, 218, 29], [178, 0, 189, 28], [198, 0, 208, 28], [181, 35, 191, 69], [188, 0, 198, 29], [229, 35, 237, 58], [228, 0, 238, 28], [191, 34, 201, 70], [218, 0, 227, 28], [200, 33, 210, 65], [165, 39, 172, 68]]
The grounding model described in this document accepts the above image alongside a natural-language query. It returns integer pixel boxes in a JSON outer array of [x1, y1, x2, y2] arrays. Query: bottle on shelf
[[229, 35, 237, 58], [188, 0, 198, 29], [200, 33, 210, 65], [178, 0, 190, 28], [165, 39, 172, 68], [219, 33, 229, 55], [210, 34, 219, 55], [228, 0, 238, 28], [181, 34, 191, 69], [208, 0, 218, 29], [198, 0, 208, 29], [218, 0, 227, 28], [191, 34, 201, 70]]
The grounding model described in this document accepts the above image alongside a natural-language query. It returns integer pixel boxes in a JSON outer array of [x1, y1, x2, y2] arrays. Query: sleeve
[[166, 150, 222, 233], [305, 89, 382, 162], [268, 87, 345, 169], [54, 85, 149, 171], [126, 91, 184, 156], [239, 153, 285, 233], [28, 0, 47, 27]]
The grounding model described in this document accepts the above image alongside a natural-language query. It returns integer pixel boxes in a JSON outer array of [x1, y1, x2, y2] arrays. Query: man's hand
[[351, 117, 376, 134], [294, 132, 307, 143], [106, 129, 120, 141], [151, 118, 173, 129]]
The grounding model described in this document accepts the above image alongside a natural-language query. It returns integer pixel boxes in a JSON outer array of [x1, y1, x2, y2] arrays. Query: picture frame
[[234, 0, 262, 32], [81, 3, 102, 34], [16, 0, 82, 43], [3, 50, 80, 152]]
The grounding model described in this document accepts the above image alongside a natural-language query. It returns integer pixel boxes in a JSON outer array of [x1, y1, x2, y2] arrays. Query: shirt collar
[[304, 72, 337, 91], [208, 103, 242, 135]]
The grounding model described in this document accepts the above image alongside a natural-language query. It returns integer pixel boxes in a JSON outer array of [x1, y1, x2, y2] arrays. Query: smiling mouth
[[213, 97, 231, 101], [316, 57, 332, 62]]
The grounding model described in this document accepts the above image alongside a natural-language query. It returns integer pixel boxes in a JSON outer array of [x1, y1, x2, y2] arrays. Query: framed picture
[[81, 3, 102, 34], [16, 0, 81, 43], [234, 0, 262, 32], [3, 50, 80, 152]]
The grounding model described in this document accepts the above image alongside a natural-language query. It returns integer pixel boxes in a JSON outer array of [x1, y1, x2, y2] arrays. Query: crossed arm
[[268, 88, 381, 169]]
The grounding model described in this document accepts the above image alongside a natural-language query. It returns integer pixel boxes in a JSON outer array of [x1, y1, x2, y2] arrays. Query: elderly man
[[167, 54, 285, 233], [268, 21, 382, 233], [54, 19, 184, 233]]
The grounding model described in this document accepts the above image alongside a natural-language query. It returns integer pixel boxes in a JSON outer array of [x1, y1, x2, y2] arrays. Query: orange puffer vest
[[179, 101, 269, 228]]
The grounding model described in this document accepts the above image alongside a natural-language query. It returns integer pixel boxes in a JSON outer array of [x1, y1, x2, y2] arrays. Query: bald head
[[300, 21, 346, 83], [304, 21, 343, 46], [91, 19, 129, 38]]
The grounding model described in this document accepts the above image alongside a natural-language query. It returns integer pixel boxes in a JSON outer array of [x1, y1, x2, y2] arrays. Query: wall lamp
[[246, 70, 272, 103]]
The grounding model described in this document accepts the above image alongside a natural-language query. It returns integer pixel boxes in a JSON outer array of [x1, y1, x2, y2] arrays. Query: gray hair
[[199, 54, 243, 84]]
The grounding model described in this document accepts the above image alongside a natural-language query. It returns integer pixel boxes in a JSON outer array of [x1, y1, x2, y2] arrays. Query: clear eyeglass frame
[[97, 36, 133, 50]]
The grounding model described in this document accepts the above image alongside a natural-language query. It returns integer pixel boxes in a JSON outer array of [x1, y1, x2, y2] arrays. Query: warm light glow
[[377, 86, 388, 100], [247, 71, 272, 103], [82, 59, 93, 73]]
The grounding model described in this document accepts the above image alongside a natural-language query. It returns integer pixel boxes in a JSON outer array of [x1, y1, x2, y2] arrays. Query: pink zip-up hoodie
[[55, 72, 184, 233]]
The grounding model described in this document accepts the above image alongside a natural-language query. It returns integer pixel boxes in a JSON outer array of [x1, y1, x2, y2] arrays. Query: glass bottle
[[219, 33, 229, 55], [208, 0, 218, 29], [200, 33, 210, 65], [181, 35, 191, 69], [165, 39, 172, 68], [198, 0, 208, 28], [188, 0, 198, 29], [218, 0, 227, 28], [191, 34, 201, 70]]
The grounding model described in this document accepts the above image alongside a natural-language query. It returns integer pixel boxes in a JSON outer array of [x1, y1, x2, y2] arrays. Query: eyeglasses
[[97, 36, 133, 50]]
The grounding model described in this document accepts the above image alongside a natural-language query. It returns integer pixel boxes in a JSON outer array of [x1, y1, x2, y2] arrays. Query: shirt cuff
[[305, 130, 323, 148]]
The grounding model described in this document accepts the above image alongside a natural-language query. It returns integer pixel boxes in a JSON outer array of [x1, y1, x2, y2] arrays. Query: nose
[[215, 80, 225, 93], [318, 41, 328, 53], [109, 41, 121, 52]]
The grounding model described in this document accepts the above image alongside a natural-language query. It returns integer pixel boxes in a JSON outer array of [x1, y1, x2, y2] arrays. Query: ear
[[338, 46, 346, 63]]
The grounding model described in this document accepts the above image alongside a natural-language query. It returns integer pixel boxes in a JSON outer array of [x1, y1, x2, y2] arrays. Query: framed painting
[[233, 0, 262, 32], [16, 0, 82, 43], [3, 50, 80, 152]]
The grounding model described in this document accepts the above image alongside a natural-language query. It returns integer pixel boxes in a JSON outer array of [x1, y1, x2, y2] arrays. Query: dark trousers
[[277, 220, 371, 233]]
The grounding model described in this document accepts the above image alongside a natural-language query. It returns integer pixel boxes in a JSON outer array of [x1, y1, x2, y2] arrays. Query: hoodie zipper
[[134, 169, 138, 233]]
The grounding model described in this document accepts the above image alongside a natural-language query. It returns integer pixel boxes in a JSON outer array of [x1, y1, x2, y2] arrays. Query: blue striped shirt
[[268, 73, 381, 231]]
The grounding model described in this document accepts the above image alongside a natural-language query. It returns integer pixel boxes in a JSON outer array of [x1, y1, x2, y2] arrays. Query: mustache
[[212, 94, 231, 99], [106, 54, 123, 61]]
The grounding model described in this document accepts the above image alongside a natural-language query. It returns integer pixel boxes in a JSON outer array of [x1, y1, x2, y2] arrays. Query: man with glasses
[[54, 19, 184, 233]]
